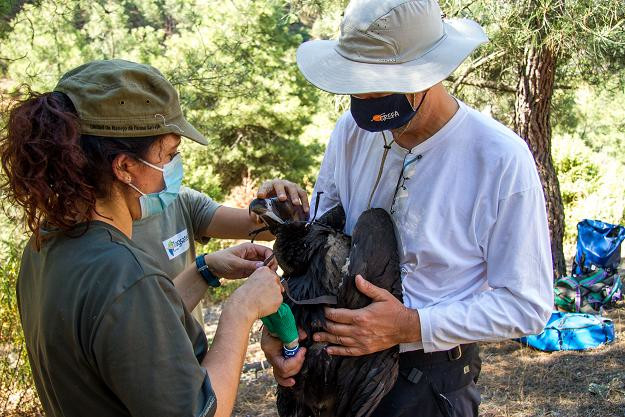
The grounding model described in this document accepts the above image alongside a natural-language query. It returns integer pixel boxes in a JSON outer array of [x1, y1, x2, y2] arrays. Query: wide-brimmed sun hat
[[296, 0, 488, 95]]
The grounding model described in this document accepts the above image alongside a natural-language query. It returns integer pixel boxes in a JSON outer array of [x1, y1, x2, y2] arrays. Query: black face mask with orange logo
[[350, 93, 421, 132]]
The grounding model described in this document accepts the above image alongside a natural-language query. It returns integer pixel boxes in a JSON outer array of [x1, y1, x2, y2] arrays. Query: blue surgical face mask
[[350, 92, 427, 132], [128, 153, 183, 219]]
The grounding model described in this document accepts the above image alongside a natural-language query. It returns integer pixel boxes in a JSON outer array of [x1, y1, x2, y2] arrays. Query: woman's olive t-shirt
[[17, 221, 216, 417]]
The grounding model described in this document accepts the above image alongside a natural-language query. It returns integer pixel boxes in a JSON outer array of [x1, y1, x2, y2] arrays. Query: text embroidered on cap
[[372, 111, 400, 122], [162, 229, 190, 260], [88, 123, 162, 131]]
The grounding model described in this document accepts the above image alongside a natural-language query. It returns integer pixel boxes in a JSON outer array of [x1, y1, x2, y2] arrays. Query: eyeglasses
[[390, 153, 422, 216]]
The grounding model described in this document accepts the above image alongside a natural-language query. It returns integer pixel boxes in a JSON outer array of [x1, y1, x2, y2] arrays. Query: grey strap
[[283, 279, 338, 305]]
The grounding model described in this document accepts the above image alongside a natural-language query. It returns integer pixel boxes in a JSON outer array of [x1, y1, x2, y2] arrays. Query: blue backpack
[[518, 311, 615, 351], [572, 219, 625, 275], [554, 267, 622, 314], [553, 219, 624, 314]]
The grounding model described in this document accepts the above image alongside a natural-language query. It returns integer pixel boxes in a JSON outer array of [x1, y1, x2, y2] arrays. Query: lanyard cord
[[367, 131, 394, 209], [366, 90, 428, 210]]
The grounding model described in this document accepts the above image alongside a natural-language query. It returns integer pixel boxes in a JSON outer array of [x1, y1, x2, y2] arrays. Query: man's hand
[[313, 275, 421, 356], [257, 179, 310, 214], [205, 243, 277, 279], [261, 327, 307, 387]]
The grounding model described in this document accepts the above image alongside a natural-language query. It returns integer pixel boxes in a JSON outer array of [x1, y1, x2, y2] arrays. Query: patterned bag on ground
[[518, 311, 615, 351], [572, 219, 625, 276], [555, 267, 622, 314]]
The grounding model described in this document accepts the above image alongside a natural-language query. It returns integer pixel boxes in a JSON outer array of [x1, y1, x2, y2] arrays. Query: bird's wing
[[277, 385, 299, 417], [277, 346, 341, 417], [333, 208, 402, 416], [339, 208, 402, 309], [285, 270, 329, 338], [316, 204, 346, 231], [335, 348, 400, 417]]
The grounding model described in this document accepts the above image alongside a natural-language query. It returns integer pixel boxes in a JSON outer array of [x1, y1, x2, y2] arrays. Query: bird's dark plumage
[[249, 198, 402, 417]]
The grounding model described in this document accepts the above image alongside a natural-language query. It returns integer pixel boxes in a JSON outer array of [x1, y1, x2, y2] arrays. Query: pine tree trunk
[[514, 45, 566, 279]]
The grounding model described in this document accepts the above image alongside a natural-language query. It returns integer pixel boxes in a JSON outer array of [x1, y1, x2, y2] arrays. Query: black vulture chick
[[249, 198, 401, 417]]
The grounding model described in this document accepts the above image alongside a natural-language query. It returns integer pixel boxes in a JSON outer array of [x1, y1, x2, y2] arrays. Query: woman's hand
[[204, 243, 277, 279], [232, 267, 284, 320], [257, 179, 310, 214]]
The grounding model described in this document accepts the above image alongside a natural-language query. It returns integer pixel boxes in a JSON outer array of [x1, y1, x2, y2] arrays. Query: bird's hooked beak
[[249, 197, 308, 229], [249, 198, 286, 227]]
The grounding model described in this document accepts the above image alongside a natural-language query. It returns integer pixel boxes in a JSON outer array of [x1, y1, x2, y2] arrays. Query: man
[[262, 0, 554, 415]]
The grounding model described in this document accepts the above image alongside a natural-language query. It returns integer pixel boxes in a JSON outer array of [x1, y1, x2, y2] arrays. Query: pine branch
[[447, 76, 573, 93], [451, 50, 506, 94], [448, 76, 516, 93]]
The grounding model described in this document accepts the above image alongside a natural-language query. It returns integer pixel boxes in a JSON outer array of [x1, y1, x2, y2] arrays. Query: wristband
[[195, 254, 221, 288]]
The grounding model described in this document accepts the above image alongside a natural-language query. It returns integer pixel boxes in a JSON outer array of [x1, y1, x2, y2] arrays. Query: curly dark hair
[[0, 91, 157, 248]]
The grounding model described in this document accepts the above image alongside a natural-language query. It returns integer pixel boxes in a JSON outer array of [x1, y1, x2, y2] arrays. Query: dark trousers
[[370, 344, 482, 417]]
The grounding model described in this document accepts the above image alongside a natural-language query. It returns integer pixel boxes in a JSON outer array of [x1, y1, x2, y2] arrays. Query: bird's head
[[249, 197, 307, 233], [249, 197, 312, 276]]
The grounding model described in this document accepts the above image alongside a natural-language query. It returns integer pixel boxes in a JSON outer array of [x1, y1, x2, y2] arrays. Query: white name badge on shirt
[[163, 229, 190, 260]]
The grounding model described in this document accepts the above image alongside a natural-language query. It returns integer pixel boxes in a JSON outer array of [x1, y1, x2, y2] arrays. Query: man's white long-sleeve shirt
[[311, 100, 554, 353]]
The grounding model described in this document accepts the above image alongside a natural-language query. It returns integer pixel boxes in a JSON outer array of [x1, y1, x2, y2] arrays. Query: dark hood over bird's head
[[249, 197, 312, 277], [249, 197, 307, 232]]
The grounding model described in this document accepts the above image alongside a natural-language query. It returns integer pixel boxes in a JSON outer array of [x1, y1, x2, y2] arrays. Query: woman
[[0, 59, 282, 417]]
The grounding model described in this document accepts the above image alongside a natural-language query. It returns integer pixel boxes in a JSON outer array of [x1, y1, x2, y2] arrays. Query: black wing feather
[[336, 208, 402, 417]]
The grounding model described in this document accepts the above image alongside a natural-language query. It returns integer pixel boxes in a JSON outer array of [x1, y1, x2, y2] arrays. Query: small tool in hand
[[263, 253, 275, 267]]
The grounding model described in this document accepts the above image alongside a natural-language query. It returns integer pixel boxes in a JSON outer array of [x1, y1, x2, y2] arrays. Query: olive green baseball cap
[[54, 59, 208, 145]]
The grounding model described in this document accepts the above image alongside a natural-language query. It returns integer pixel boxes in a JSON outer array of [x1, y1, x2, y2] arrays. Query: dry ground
[[3, 293, 622, 417], [224, 302, 625, 417]]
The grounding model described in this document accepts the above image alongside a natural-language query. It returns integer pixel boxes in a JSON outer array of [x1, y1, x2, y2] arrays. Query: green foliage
[[204, 280, 245, 304], [572, 84, 625, 160], [553, 83, 625, 255], [0, 0, 326, 197], [0, 219, 40, 414], [553, 131, 625, 255], [436, 0, 625, 130], [0, 0, 28, 40], [553, 136, 599, 206], [170, 0, 327, 191]]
